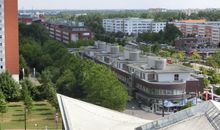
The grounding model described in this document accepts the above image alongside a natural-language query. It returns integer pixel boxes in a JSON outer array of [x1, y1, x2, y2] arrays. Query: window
[[174, 74, 179, 81]]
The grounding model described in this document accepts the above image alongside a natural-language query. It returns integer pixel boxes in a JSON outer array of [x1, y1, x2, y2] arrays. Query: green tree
[[208, 51, 220, 68], [210, 73, 220, 84], [216, 87, 220, 95], [190, 51, 201, 63], [172, 51, 185, 62], [0, 91, 7, 129], [139, 45, 151, 53], [203, 78, 210, 89], [159, 50, 171, 58], [21, 79, 33, 112], [44, 82, 58, 110], [19, 55, 30, 77], [0, 72, 20, 101], [163, 24, 182, 45], [82, 61, 128, 111], [20, 23, 129, 111], [151, 42, 161, 54]]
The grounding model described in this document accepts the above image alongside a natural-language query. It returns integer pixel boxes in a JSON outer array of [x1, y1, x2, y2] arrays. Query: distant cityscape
[[1, 0, 220, 129]]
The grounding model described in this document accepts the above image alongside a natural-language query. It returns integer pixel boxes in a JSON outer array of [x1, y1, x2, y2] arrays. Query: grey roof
[[136, 100, 220, 130], [128, 63, 194, 73]]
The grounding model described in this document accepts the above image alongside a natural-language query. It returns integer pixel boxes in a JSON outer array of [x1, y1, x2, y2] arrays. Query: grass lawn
[[0, 101, 62, 130]]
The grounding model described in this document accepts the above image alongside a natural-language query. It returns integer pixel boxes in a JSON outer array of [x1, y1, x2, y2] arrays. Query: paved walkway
[[28, 76, 41, 86], [124, 100, 164, 120]]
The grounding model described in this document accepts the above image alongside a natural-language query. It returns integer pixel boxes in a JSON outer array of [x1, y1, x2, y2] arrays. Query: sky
[[18, 0, 220, 10]]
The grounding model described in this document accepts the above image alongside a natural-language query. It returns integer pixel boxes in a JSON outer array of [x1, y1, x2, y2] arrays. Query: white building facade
[[0, 0, 6, 73], [103, 18, 166, 35]]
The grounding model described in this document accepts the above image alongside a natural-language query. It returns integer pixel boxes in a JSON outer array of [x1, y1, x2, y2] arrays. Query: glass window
[[174, 74, 179, 81]]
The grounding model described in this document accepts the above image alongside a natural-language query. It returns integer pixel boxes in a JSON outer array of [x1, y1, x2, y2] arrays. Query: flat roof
[[128, 63, 193, 73], [57, 94, 151, 130]]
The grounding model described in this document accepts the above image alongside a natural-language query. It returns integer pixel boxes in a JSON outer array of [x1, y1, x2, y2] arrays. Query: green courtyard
[[0, 101, 62, 130]]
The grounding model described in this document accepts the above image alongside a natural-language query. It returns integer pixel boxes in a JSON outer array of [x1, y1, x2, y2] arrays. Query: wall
[[157, 73, 190, 82], [4, 0, 19, 81]]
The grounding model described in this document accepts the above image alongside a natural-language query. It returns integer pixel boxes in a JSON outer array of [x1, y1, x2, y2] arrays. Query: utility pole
[[162, 95, 164, 117]]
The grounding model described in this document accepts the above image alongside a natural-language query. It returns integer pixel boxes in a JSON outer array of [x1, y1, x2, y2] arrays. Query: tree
[[163, 24, 182, 45], [199, 67, 207, 75], [20, 23, 129, 111], [21, 79, 33, 112], [82, 61, 128, 111], [0, 72, 20, 101], [139, 45, 151, 53], [0, 91, 7, 129], [206, 56, 218, 68], [203, 78, 210, 89], [46, 83, 58, 110], [216, 87, 220, 95], [159, 50, 171, 58], [56, 69, 77, 97], [172, 51, 185, 62], [210, 73, 220, 84], [190, 51, 201, 63], [208, 51, 220, 68], [151, 42, 160, 54], [19, 55, 30, 77]]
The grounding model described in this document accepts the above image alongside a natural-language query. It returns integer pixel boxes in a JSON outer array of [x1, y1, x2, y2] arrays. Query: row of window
[[136, 83, 185, 96]]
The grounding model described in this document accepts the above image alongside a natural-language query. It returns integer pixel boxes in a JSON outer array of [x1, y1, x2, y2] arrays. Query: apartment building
[[43, 20, 92, 43], [83, 41, 204, 112], [103, 18, 166, 35], [0, 0, 19, 81], [173, 21, 220, 44], [18, 11, 45, 25], [175, 36, 218, 57]]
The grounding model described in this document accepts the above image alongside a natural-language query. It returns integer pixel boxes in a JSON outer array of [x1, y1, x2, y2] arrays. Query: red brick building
[[0, 0, 19, 81], [43, 21, 92, 43]]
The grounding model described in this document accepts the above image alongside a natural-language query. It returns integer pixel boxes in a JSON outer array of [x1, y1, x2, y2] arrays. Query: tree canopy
[[19, 23, 128, 111]]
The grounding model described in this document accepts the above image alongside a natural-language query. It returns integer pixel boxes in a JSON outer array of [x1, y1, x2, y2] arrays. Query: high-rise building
[[0, 0, 19, 81]]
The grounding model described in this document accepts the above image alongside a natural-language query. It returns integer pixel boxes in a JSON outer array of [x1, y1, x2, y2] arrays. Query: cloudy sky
[[18, 0, 220, 10]]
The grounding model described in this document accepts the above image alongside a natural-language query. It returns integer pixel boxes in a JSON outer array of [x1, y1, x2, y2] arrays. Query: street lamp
[[162, 95, 164, 117], [209, 85, 214, 100], [132, 106, 135, 115]]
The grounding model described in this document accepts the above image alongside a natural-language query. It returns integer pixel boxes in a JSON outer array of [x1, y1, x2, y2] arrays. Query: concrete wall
[[158, 73, 190, 82]]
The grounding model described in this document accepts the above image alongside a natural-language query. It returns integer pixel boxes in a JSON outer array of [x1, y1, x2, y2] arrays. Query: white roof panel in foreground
[[57, 94, 151, 130], [137, 100, 220, 130]]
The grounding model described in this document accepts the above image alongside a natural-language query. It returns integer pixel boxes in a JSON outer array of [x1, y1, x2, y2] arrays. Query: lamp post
[[132, 106, 135, 115], [162, 95, 164, 117], [210, 85, 214, 100]]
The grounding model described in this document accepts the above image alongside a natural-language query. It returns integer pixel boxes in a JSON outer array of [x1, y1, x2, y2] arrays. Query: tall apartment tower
[[0, 0, 19, 81]]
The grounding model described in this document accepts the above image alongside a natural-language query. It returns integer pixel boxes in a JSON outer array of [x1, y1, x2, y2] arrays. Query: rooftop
[[137, 100, 220, 130], [128, 61, 194, 73], [58, 94, 220, 130], [57, 94, 151, 130]]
